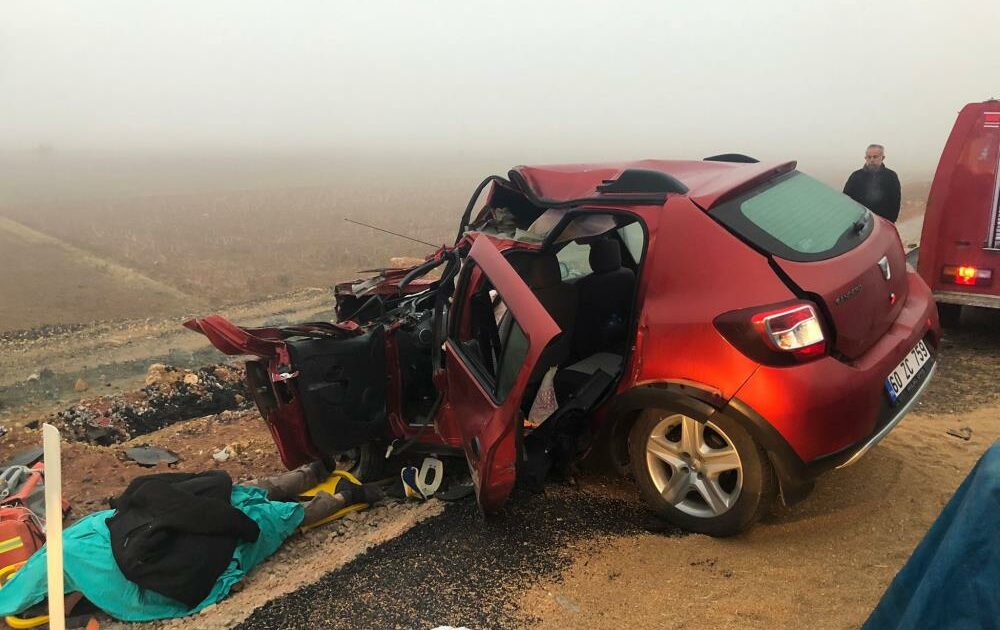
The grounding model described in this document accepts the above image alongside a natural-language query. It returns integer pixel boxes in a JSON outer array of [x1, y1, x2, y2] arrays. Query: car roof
[[511, 158, 797, 210]]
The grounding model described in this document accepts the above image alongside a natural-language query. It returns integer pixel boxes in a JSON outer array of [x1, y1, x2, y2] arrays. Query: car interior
[[451, 205, 645, 481]]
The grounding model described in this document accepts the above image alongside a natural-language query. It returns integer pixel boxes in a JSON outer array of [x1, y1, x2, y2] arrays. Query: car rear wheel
[[628, 408, 776, 536]]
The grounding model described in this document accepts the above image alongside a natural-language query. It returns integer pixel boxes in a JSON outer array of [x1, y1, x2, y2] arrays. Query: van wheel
[[326, 442, 387, 482], [938, 303, 962, 328], [628, 409, 776, 537]]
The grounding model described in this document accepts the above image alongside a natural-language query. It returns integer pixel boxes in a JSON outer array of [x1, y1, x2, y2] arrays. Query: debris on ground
[[43, 363, 251, 445], [946, 426, 973, 441], [213, 446, 235, 462], [75, 378, 90, 392], [124, 445, 180, 467]]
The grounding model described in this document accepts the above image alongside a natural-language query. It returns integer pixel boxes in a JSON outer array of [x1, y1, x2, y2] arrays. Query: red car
[[917, 99, 1000, 326], [187, 155, 940, 536]]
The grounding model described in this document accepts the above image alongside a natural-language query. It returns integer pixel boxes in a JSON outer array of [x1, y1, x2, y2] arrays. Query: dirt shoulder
[[0, 288, 335, 419]]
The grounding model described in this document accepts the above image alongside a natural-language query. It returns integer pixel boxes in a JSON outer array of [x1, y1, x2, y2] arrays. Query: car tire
[[628, 408, 776, 537], [938, 303, 961, 328]]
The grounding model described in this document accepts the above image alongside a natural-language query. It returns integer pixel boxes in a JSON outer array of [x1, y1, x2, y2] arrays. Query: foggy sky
[[2, 0, 999, 180]]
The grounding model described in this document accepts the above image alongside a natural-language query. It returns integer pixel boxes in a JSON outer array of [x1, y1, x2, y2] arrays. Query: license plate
[[885, 339, 931, 403]]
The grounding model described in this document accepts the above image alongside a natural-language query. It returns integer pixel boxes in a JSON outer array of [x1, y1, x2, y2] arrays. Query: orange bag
[[0, 507, 44, 569]]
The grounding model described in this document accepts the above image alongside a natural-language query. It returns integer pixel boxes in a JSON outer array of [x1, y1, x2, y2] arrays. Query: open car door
[[443, 237, 560, 513]]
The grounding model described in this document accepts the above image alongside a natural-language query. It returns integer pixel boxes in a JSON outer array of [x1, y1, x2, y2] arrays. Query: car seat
[[507, 251, 578, 369], [573, 239, 635, 359]]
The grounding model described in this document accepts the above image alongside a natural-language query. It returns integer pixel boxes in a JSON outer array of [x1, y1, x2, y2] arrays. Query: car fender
[[605, 380, 814, 505]]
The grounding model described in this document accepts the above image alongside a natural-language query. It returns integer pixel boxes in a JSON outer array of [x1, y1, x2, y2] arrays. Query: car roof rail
[[704, 153, 760, 163], [508, 169, 671, 209], [595, 168, 689, 195]]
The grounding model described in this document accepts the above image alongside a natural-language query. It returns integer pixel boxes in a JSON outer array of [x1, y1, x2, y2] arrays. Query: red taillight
[[753, 304, 827, 359], [714, 300, 829, 366], [941, 265, 993, 287]]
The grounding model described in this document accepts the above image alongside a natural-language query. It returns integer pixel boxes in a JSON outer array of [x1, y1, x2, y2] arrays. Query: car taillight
[[714, 300, 829, 366], [753, 305, 826, 357], [941, 265, 993, 286]]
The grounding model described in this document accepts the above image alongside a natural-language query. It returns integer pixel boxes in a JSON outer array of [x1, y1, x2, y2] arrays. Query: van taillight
[[941, 265, 993, 286], [714, 301, 828, 366]]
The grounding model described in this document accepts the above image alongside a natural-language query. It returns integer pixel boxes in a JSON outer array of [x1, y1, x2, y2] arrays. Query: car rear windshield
[[709, 171, 872, 262]]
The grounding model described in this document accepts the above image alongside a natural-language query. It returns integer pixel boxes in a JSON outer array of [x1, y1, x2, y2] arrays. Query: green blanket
[[0, 485, 304, 621]]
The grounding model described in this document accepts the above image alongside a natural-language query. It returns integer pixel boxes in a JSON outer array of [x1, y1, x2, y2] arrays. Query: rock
[[212, 448, 231, 462], [946, 426, 973, 441], [125, 445, 180, 467], [26, 373, 40, 383], [74, 378, 89, 392], [145, 363, 182, 387], [183, 373, 200, 386]]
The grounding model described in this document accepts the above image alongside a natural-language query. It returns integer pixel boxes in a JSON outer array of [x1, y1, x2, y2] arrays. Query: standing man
[[843, 144, 902, 222]]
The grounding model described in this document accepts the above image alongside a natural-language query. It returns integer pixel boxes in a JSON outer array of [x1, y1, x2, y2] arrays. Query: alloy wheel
[[645, 414, 743, 518]]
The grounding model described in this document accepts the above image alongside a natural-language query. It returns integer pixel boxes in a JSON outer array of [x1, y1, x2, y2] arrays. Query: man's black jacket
[[107, 471, 260, 608], [843, 165, 902, 222]]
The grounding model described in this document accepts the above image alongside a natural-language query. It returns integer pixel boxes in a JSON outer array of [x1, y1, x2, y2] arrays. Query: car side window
[[556, 240, 592, 280], [617, 222, 645, 264], [452, 265, 530, 402]]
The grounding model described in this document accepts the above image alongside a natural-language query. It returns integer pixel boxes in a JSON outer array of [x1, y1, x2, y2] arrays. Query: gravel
[[238, 484, 681, 630]]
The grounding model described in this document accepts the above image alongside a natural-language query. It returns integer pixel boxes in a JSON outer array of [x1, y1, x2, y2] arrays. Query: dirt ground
[[0, 217, 199, 332], [521, 405, 1000, 629], [517, 307, 1000, 629], [0, 288, 337, 417], [1, 402, 445, 630]]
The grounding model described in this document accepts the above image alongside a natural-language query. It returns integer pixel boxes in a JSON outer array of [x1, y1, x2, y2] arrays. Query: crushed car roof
[[511, 158, 797, 210]]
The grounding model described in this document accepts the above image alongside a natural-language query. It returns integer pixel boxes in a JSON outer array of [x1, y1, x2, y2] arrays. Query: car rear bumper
[[832, 360, 937, 469], [723, 357, 937, 504], [933, 290, 1000, 309]]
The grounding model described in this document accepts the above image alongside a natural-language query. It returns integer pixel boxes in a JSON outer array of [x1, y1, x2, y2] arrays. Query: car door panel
[[444, 237, 560, 513]]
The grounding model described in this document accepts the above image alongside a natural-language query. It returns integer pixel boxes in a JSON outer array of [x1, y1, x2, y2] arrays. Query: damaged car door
[[183, 315, 386, 470], [444, 237, 560, 513]]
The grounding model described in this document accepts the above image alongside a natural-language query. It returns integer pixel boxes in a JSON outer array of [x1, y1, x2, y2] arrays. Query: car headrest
[[589, 239, 622, 273], [509, 252, 562, 289]]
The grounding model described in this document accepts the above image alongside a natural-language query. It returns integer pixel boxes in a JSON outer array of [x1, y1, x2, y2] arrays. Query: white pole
[[42, 423, 66, 630]]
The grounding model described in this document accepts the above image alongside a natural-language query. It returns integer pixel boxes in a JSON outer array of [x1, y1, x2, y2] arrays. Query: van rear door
[[918, 102, 1000, 301]]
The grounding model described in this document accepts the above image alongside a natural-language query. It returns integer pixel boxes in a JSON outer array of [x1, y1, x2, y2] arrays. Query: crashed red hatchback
[[187, 155, 939, 536]]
